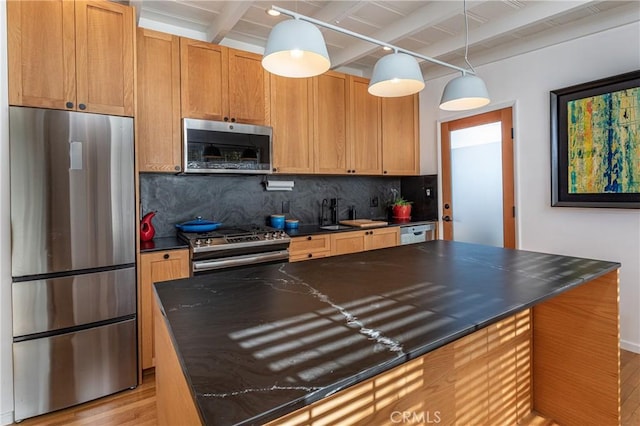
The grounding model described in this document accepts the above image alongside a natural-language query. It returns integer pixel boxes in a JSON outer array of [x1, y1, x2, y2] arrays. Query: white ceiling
[[130, 1, 640, 79]]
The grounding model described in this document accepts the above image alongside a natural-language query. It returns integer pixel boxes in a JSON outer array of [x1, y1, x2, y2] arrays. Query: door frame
[[440, 107, 516, 248]]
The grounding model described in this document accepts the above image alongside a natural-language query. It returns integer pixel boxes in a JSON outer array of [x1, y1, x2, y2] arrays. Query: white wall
[[420, 22, 640, 353], [0, 3, 13, 424]]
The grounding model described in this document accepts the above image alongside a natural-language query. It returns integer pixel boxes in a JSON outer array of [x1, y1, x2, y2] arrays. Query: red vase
[[392, 205, 411, 220], [140, 211, 156, 242]]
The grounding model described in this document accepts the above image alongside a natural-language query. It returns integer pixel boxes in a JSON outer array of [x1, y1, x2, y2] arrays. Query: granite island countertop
[[153, 240, 620, 425]]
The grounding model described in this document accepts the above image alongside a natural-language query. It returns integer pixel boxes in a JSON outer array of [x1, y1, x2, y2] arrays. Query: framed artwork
[[551, 70, 640, 208]]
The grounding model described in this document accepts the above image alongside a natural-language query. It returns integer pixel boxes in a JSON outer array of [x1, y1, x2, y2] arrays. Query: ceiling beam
[[311, 1, 368, 24], [422, 1, 639, 80], [416, 0, 598, 62], [330, 0, 489, 68], [206, 1, 254, 44]]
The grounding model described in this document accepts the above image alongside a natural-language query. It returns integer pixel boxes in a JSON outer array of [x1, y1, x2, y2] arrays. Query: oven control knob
[[279, 231, 287, 238], [265, 232, 272, 240], [195, 239, 202, 246]]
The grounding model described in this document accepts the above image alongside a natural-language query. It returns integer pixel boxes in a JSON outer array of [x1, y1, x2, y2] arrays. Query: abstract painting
[[551, 71, 640, 208]]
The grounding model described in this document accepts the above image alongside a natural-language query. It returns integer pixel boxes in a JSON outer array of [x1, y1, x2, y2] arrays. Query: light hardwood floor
[[16, 350, 640, 426]]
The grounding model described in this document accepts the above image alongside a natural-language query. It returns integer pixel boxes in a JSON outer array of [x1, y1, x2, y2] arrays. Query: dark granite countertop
[[154, 240, 619, 425], [140, 236, 188, 253]]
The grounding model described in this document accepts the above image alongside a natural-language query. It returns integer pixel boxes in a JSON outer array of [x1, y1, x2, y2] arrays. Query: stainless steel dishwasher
[[400, 223, 436, 245]]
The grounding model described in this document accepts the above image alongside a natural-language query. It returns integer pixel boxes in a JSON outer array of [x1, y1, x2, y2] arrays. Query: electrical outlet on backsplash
[[139, 173, 401, 238]]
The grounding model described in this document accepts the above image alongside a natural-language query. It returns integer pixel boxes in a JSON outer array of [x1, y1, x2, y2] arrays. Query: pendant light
[[262, 18, 330, 78], [368, 51, 425, 97], [439, 0, 490, 110], [263, 5, 489, 108]]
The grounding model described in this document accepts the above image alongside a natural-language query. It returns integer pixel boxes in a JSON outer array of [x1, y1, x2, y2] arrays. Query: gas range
[[177, 225, 291, 274], [178, 226, 290, 253]]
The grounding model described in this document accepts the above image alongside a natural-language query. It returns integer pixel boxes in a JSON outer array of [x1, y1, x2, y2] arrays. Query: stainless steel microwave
[[182, 118, 273, 174]]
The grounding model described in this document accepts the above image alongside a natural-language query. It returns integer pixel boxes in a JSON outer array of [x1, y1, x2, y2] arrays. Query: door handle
[[443, 216, 452, 222]]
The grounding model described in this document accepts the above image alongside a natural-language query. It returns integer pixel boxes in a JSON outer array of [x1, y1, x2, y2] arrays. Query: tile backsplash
[[140, 174, 401, 237]]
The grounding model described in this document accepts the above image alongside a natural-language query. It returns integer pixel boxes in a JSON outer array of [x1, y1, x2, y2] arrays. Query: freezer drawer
[[13, 267, 135, 337], [13, 319, 137, 421]]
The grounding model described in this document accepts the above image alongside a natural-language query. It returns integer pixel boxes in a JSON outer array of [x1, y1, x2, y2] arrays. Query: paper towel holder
[[264, 179, 294, 191]]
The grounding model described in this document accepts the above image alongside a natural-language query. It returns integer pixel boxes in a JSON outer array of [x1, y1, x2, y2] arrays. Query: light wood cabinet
[[136, 28, 182, 173], [330, 227, 399, 256], [270, 74, 314, 173], [180, 38, 227, 121], [227, 48, 270, 125], [8, 0, 134, 116], [289, 235, 331, 262], [381, 95, 420, 175], [180, 39, 269, 125], [349, 76, 382, 175], [140, 249, 190, 370], [313, 71, 349, 174]]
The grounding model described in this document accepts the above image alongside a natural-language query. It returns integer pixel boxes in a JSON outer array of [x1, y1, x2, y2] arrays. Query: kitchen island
[[153, 240, 620, 426]]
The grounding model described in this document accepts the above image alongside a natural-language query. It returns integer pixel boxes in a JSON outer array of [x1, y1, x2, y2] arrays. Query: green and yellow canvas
[[567, 87, 640, 194]]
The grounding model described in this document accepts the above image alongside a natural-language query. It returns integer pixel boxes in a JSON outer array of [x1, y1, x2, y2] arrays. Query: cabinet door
[[350, 76, 382, 175], [331, 231, 366, 256], [140, 249, 190, 370], [180, 38, 228, 120], [381, 95, 419, 175], [270, 74, 314, 173], [75, 0, 134, 116], [227, 48, 269, 125], [365, 227, 399, 251], [137, 28, 182, 173], [7, 0, 76, 110], [314, 72, 349, 174]]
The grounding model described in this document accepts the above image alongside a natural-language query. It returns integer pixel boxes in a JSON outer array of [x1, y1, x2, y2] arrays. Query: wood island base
[[154, 269, 619, 426]]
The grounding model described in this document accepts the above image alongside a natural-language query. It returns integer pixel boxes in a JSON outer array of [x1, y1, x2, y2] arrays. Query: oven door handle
[[193, 250, 290, 272]]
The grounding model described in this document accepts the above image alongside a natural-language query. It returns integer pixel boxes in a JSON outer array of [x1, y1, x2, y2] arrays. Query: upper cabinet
[[180, 39, 269, 125], [313, 71, 349, 174], [270, 74, 314, 173], [136, 28, 182, 173], [8, 0, 134, 116], [381, 95, 420, 175], [349, 76, 382, 175]]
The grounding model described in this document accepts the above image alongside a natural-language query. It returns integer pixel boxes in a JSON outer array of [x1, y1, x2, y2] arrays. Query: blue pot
[[175, 217, 222, 232]]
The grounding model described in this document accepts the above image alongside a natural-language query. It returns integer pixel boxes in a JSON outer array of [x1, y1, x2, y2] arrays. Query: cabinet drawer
[[365, 227, 399, 251], [331, 231, 366, 256], [289, 251, 331, 263], [289, 235, 331, 261]]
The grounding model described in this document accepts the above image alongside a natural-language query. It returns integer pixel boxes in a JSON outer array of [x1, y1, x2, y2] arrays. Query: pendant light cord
[[463, 0, 475, 73]]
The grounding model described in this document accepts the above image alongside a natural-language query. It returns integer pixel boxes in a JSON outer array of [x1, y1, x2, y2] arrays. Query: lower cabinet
[[289, 235, 331, 262], [140, 249, 190, 370], [331, 228, 399, 256]]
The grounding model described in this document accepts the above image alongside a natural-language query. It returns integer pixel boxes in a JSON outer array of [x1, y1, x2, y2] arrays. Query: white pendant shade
[[262, 19, 330, 78], [439, 74, 490, 111], [368, 53, 425, 97]]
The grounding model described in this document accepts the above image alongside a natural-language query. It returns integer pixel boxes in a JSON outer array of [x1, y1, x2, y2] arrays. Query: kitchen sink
[[319, 225, 352, 230]]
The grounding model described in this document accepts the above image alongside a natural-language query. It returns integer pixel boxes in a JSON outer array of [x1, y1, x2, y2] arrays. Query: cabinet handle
[[273, 167, 278, 172], [223, 117, 229, 122], [66, 102, 74, 109], [352, 170, 356, 173], [231, 118, 236, 123], [79, 103, 86, 110], [174, 165, 181, 171], [307, 236, 312, 241], [383, 170, 388, 174], [163, 253, 170, 259], [307, 253, 313, 258]]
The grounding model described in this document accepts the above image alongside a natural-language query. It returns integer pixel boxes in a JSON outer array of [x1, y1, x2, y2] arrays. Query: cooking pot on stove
[[175, 217, 222, 232]]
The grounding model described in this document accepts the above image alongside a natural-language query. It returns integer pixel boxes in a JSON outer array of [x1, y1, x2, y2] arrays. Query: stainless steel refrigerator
[[9, 106, 137, 421]]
